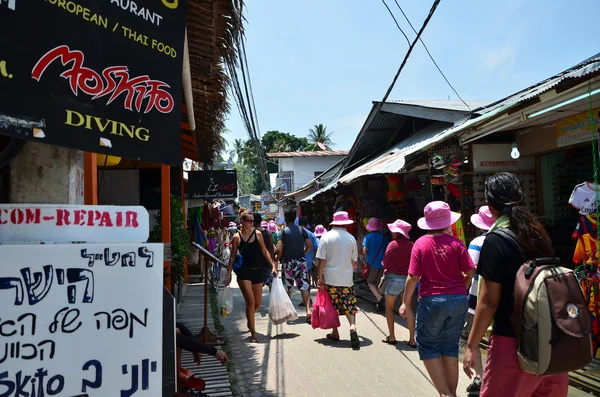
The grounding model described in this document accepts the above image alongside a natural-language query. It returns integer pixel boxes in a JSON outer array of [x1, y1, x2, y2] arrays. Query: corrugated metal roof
[[386, 100, 492, 112], [299, 180, 339, 203], [339, 122, 451, 185], [476, 54, 600, 116], [267, 150, 348, 158]]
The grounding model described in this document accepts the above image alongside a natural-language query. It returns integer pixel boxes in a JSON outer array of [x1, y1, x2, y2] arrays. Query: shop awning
[[338, 121, 452, 185], [298, 179, 339, 203]]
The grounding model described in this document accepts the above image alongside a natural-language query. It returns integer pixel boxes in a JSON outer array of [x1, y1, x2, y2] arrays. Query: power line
[[382, 0, 470, 109], [378, 0, 443, 108]]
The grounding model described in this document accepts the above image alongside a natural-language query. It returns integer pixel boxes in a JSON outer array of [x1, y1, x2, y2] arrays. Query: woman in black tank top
[[226, 211, 277, 343]]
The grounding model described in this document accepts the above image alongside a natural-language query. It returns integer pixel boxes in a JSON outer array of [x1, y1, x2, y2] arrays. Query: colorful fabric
[[325, 285, 358, 316], [408, 234, 474, 297], [572, 215, 598, 263], [282, 257, 309, 291], [382, 237, 413, 276]]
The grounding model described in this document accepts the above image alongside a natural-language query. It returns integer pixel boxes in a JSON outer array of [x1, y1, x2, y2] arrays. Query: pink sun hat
[[417, 201, 461, 230], [470, 206, 495, 231], [228, 221, 236, 227], [387, 219, 412, 240], [267, 221, 278, 233], [314, 225, 327, 237], [366, 217, 383, 231], [261, 220, 268, 228], [330, 211, 354, 226]]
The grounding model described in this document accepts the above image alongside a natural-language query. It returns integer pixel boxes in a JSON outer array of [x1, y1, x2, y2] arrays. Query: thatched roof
[[184, 0, 243, 166]]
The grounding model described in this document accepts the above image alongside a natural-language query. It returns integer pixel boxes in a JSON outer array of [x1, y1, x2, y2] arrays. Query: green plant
[[149, 194, 189, 285]]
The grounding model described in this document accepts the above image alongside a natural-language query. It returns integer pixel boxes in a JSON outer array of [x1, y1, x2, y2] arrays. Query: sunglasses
[[243, 219, 254, 223]]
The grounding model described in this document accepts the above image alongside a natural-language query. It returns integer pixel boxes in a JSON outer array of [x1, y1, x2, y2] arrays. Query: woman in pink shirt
[[400, 201, 476, 397]]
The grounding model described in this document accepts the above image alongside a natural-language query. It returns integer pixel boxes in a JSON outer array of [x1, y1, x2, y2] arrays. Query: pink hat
[[417, 201, 461, 230], [470, 206, 495, 231], [267, 221, 278, 233], [261, 221, 268, 228], [330, 211, 354, 226], [387, 219, 412, 240], [366, 217, 383, 231], [314, 225, 327, 237], [228, 221, 236, 227]]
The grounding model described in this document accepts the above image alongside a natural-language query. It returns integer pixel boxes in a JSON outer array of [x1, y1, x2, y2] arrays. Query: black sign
[[0, 1, 187, 165], [139, 167, 181, 210], [188, 170, 237, 199]]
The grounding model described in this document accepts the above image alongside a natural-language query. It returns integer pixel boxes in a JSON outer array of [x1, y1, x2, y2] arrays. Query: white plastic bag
[[218, 286, 233, 317], [269, 278, 298, 324]]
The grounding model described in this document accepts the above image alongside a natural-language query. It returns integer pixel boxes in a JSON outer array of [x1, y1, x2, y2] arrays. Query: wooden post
[[161, 164, 172, 292], [83, 152, 98, 205], [181, 167, 188, 283]]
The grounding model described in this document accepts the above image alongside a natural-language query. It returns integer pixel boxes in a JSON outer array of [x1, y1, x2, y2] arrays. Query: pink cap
[[470, 206, 495, 231], [228, 222, 236, 227], [267, 221, 278, 233], [366, 217, 383, 231], [417, 201, 461, 230], [314, 225, 327, 237], [387, 219, 412, 240], [330, 211, 354, 226], [261, 221, 268, 228]]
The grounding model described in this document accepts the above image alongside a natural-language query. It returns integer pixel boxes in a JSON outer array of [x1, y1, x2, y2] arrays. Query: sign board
[[0, 204, 149, 243], [261, 191, 273, 202], [188, 170, 237, 199], [556, 108, 600, 148], [471, 144, 535, 172], [139, 168, 182, 210], [0, 242, 164, 396], [0, 1, 187, 165]]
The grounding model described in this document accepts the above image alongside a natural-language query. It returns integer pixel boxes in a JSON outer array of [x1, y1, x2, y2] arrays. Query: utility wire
[[377, 0, 442, 108], [382, 0, 469, 109]]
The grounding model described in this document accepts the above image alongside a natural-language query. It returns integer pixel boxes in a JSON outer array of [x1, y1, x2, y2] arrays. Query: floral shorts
[[326, 285, 358, 316]]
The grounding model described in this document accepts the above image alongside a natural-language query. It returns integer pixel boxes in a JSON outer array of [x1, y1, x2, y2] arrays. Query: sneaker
[[466, 377, 481, 397]]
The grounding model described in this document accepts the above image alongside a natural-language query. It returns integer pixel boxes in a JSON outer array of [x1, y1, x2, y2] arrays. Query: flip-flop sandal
[[326, 333, 340, 341], [350, 330, 360, 348], [250, 336, 259, 343], [404, 341, 417, 348], [382, 336, 398, 345], [306, 316, 312, 325]]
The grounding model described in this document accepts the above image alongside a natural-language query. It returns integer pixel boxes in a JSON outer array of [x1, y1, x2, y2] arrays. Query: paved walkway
[[221, 275, 592, 397]]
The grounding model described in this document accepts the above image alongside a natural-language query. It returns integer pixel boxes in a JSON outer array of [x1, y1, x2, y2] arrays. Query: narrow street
[[220, 275, 592, 397], [222, 275, 469, 397]]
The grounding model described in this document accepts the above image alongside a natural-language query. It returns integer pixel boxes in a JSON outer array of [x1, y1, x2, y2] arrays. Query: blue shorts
[[416, 294, 467, 361], [385, 273, 407, 297]]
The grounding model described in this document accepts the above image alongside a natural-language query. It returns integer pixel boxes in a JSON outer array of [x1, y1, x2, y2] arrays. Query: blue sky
[[224, 0, 598, 152]]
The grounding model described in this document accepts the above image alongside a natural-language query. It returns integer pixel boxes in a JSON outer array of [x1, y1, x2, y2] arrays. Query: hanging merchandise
[[386, 175, 405, 203], [569, 182, 600, 215]]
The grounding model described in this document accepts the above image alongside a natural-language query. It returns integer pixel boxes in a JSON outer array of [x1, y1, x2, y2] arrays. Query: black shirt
[[477, 231, 524, 337], [281, 224, 308, 261]]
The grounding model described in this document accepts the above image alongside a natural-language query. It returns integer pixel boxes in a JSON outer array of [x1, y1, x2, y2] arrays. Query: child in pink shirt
[[400, 201, 475, 397]]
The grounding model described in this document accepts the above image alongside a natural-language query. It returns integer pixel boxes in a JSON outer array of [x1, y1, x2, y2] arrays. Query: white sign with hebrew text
[[0, 242, 163, 396]]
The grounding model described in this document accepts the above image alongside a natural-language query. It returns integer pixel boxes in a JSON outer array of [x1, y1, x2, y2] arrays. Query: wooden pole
[[83, 152, 98, 205], [161, 164, 172, 292], [181, 167, 188, 283]]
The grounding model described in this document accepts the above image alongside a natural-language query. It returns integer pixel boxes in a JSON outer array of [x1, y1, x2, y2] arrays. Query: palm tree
[[228, 138, 245, 163], [307, 124, 334, 151]]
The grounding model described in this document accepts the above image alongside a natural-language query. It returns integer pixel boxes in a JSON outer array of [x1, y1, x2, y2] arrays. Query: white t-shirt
[[316, 227, 358, 287], [569, 182, 600, 215], [467, 235, 486, 315]]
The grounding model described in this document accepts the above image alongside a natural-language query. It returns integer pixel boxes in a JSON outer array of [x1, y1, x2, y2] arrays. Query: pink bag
[[313, 288, 340, 330]]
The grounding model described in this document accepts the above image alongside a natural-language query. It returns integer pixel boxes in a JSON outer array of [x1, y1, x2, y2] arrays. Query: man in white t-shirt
[[316, 211, 360, 348]]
